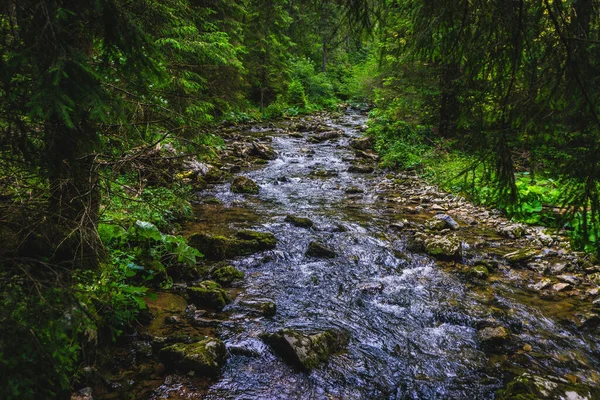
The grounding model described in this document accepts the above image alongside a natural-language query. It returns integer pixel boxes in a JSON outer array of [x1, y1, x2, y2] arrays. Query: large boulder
[[187, 280, 231, 310], [261, 329, 349, 371], [159, 338, 227, 377], [188, 230, 277, 260], [231, 176, 260, 194]]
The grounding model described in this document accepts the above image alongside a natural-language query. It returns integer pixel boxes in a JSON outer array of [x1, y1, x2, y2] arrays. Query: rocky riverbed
[[83, 108, 600, 400]]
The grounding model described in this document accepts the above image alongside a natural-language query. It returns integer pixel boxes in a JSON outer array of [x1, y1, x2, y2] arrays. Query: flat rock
[[347, 164, 374, 174], [285, 215, 314, 228], [532, 278, 553, 291], [558, 274, 580, 286], [553, 282, 572, 292], [505, 248, 538, 264]]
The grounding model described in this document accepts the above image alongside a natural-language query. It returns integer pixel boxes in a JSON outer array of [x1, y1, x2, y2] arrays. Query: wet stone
[[558, 274, 580, 286], [358, 281, 384, 294], [532, 278, 553, 291], [424, 235, 462, 259], [347, 164, 374, 174], [261, 329, 349, 372], [237, 298, 277, 317], [505, 248, 538, 264], [350, 136, 374, 150], [187, 281, 231, 310], [211, 265, 245, 286], [306, 241, 337, 258], [345, 186, 364, 194], [284, 215, 314, 229], [477, 326, 510, 351], [553, 282, 572, 292], [231, 175, 260, 194], [159, 338, 227, 377], [434, 214, 460, 230]]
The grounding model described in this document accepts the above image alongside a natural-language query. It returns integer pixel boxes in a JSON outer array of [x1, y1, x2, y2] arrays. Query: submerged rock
[[231, 176, 260, 194], [188, 230, 277, 260], [261, 329, 349, 371], [187, 281, 231, 310], [211, 265, 244, 286], [306, 241, 337, 258], [159, 338, 227, 377], [285, 215, 314, 229]]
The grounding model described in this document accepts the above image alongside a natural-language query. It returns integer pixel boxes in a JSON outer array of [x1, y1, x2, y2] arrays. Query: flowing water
[[185, 110, 599, 399]]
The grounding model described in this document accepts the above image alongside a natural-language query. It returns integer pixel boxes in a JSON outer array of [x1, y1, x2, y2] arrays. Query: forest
[[2, 0, 600, 399]]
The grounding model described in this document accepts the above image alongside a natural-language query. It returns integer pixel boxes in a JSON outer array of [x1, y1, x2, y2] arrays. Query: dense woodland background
[[1, 0, 600, 397]]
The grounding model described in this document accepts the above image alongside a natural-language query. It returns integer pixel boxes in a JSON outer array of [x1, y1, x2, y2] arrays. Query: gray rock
[[358, 281, 384, 294], [532, 278, 553, 291], [433, 214, 460, 230], [251, 141, 277, 160], [498, 224, 527, 239], [557, 274, 580, 286], [347, 164, 374, 173], [553, 282, 571, 292], [261, 329, 349, 371]]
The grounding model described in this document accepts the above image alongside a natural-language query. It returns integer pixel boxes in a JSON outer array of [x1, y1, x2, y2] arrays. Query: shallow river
[[187, 110, 599, 399]]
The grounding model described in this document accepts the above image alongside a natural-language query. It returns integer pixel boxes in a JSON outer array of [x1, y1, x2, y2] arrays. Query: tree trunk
[[439, 63, 460, 138], [45, 120, 100, 268]]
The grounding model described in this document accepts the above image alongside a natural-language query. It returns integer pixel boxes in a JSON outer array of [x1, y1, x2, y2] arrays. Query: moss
[[158, 338, 227, 377], [188, 230, 277, 261], [284, 215, 314, 228], [234, 230, 277, 249], [211, 265, 244, 286], [467, 265, 489, 280], [504, 248, 538, 264], [231, 176, 260, 194], [187, 280, 231, 310]]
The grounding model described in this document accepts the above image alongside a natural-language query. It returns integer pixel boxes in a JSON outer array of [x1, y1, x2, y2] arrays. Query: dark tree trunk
[[438, 63, 460, 138]]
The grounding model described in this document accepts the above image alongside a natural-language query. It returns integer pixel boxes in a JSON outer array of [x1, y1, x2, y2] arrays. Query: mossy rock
[[505, 248, 538, 264], [285, 215, 314, 229], [238, 299, 277, 317], [231, 176, 260, 194], [497, 373, 598, 399], [159, 338, 227, 377], [467, 265, 489, 280], [204, 167, 228, 183], [211, 265, 244, 286], [187, 280, 231, 310], [188, 230, 277, 261], [424, 235, 462, 259], [477, 326, 510, 351], [261, 328, 349, 371], [306, 241, 336, 258]]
